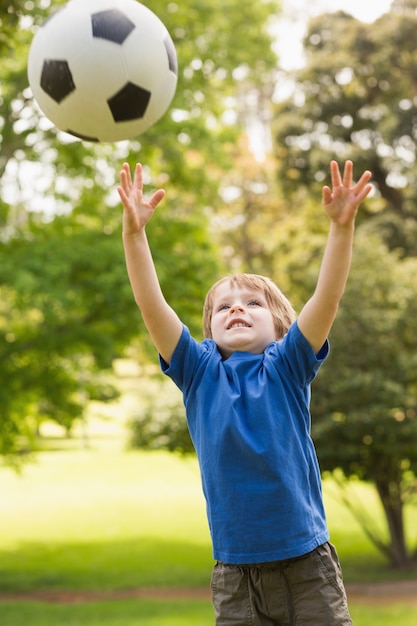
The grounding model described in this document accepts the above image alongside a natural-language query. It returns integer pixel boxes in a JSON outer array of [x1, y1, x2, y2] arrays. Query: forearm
[[123, 228, 164, 312], [123, 228, 182, 362], [298, 160, 371, 353], [314, 221, 355, 307], [298, 221, 354, 353]]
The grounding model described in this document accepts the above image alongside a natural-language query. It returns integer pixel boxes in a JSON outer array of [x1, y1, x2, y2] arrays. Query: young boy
[[118, 160, 372, 625]]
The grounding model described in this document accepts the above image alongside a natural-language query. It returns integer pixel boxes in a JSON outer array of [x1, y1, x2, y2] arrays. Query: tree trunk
[[374, 477, 410, 567]]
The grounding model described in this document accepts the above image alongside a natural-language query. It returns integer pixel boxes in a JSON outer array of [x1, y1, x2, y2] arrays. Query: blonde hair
[[203, 273, 296, 340]]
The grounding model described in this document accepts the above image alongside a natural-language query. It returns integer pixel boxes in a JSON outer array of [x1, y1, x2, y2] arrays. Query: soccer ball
[[27, 0, 178, 142]]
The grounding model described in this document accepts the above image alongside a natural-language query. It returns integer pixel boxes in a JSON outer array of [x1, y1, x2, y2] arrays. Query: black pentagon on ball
[[108, 82, 151, 122], [40, 59, 75, 103], [164, 36, 178, 76], [92, 9, 135, 44], [66, 129, 99, 143]]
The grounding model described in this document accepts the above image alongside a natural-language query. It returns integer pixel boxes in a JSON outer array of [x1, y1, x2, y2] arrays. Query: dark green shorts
[[210, 542, 353, 625]]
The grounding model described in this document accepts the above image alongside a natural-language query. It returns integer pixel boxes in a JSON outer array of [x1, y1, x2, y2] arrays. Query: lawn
[[0, 598, 414, 626], [1, 445, 416, 625], [0, 598, 215, 626], [0, 449, 212, 592]]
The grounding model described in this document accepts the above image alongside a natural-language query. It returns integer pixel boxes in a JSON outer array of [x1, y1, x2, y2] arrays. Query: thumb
[[322, 185, 332, 206]]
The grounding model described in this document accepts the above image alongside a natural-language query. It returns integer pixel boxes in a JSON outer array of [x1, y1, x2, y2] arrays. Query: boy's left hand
[[322, 160, 372, 226]]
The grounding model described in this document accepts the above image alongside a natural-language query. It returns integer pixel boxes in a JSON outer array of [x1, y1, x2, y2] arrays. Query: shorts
[[210, 542, 353, 625]]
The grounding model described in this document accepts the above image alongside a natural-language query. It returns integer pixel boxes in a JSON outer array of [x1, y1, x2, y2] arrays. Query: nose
[[229, 302, 245, 314]]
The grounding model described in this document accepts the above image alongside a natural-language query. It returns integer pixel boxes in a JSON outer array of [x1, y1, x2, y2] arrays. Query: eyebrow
[[214, 289, 266, 303]]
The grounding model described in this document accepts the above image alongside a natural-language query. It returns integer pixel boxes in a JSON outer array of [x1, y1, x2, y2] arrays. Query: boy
[[118, 160, 372, 625]]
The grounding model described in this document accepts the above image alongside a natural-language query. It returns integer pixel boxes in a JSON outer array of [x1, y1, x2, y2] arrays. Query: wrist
[[122, 226, 146, 239], [329, 220, 355, 235]]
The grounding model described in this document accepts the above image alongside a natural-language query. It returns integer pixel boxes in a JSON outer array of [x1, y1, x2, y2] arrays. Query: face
[[210, 281, 277, 359]]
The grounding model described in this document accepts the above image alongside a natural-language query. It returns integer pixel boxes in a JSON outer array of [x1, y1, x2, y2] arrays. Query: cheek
[[267, 316, 278, 338], [272, 321, 281, 340], [210, 315, 223, 336]]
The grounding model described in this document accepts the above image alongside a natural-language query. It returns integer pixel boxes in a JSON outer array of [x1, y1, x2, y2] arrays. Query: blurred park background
[[1, 0, 417, 623]]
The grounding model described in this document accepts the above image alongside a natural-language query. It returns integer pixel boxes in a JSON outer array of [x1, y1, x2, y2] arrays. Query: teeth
[[230, 322, 249, 329]]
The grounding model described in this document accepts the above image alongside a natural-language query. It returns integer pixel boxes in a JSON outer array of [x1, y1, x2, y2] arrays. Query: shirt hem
[[213, 532, 330, 565]]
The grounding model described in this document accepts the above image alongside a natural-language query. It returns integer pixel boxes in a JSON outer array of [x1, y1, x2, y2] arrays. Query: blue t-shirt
[[160, 320, 330, 564]]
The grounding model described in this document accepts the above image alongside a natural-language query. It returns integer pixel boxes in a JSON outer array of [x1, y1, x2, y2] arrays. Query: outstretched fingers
[[322, 160, 373, 223], [353, 169, 373, 196], [329, 160, 373, 200], [149, 188, 166, 209], [118, 163, 133, 198], [355, 180, 373, 204], [342, 160, 353, 187], [330, 160, 343, 188], [118, 162, 165, 212], [133, 162, 143, 195], [122, 162, 133, 184], [119, 162, 144, 193]]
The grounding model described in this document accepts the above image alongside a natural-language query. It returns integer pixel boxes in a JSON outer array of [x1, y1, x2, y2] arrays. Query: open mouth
[[228, 321, 251, 330]]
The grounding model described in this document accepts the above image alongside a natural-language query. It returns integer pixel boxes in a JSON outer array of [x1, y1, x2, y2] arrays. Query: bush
[[128, 396, 194, 455]]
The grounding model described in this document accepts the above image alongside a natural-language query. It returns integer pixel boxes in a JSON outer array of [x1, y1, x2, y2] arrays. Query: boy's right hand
[[117, 162, 165, 235]]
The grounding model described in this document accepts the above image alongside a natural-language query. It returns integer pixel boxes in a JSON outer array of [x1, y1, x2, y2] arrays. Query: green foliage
[[0, 197, 220, 459], [391, 0, 417, 14], [147, 199, 221, 339], [312, 236, 417, 567], [273, 4, 417, 255], [0, 217, 128, 458], [0, 0, 26, 54], [129, 406, 193, 455], [127, 376, 193, 454]]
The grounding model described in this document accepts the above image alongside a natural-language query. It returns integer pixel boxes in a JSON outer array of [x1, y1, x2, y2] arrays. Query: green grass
[[0, 449, 212, 592], [1, 446, 416, 625], [0, 599, 214, 626], [349, 603, 417, 626], [0, 599, 416, 626]]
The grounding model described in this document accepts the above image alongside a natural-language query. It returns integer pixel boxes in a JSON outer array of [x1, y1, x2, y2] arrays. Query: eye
[[217, 303, 230, 311], [248, 300, 262, 307]]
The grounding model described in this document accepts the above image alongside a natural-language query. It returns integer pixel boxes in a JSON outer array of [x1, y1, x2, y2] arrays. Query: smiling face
[[209, 281, 278, 359], [203, 274, 296, 354]]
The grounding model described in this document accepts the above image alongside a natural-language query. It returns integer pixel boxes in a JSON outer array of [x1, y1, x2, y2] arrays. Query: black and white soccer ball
[[27, 0, 178, 142]]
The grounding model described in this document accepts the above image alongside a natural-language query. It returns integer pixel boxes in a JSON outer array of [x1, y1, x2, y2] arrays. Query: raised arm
[[297, 160, 372, 354], [118, 162, 183, 364]]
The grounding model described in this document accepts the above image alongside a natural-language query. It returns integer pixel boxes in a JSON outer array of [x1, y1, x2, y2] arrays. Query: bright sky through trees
[[276, 0, 393, 69]]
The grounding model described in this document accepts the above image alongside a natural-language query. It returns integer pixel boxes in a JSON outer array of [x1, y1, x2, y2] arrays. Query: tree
[[311, 235, 417, 568], [0, 0, 282, 463], [391, 0, 417, 14], [273, 3, 417, 256], [0, 0, 25, 53]]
